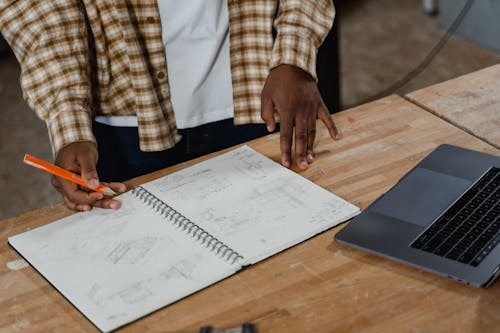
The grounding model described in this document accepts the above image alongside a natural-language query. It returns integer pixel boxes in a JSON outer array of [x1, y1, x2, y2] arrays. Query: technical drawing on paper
[[106, 237, 157, 265], [232, 148, 268, 180], [155, 168, 234, 201], [87, 283, 102, 301], [247, 177, 306, 213], [200, 207, 254, 234], [194, 177, 309, 235], [309, 199, 354, 224], [109, 282, 152, 304], [160, 253, 203, 282]]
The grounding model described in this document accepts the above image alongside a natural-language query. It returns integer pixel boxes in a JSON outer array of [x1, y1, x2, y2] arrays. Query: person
[[0, 0, 339, 211]]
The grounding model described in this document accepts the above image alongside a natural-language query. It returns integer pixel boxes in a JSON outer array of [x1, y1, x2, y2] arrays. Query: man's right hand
[[52, 141, 126, 211]]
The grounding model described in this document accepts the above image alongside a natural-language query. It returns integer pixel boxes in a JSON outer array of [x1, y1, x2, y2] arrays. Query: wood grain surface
[[1, 95, 499, 333], [406, 63, 500, 149]]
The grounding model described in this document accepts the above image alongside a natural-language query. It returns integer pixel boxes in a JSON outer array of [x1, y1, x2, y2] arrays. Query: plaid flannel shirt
[[0, 0, 334, 156]]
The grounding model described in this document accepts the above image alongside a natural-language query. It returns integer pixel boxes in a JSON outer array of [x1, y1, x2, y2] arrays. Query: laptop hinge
[[485, 265, 500, 288]]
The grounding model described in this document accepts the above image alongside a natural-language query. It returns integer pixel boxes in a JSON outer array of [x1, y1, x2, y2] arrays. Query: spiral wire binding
[[132, 186, 244, 264]]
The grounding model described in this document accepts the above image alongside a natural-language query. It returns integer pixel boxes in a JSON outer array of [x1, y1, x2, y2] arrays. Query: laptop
[[335, 144, 500, 287]]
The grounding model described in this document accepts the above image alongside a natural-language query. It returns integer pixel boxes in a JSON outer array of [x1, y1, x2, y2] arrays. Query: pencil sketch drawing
[[160, 253, 203, 282], [87, 283, 102, 301], [110, 281, 153, 304], [106, 237, 157, 265], [8, 146, 360, 332]]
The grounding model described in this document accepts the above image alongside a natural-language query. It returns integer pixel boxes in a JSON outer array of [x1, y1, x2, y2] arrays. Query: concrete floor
[[1, 0, 500, 220]]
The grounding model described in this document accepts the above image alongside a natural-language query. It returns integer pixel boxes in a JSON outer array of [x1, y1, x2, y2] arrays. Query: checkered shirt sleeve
[[0, 0, 95, 156], [271, 0, 335, 81]]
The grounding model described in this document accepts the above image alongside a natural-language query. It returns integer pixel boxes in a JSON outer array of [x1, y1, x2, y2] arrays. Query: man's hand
[[52, 141, 126, 211], [261, 64, 340, 169]]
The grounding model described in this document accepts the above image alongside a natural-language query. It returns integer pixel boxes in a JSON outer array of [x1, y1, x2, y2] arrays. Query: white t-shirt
[[95, 0, 234, 128]]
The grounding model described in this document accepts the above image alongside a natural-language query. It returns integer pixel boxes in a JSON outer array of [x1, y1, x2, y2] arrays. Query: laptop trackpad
[[371, 167, 472, 227]]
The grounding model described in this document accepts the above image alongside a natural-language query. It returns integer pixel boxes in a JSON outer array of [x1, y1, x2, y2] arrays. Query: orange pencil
[[23, 154, 117, 196]]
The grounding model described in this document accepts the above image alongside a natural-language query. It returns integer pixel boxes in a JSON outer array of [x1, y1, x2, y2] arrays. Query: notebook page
[[142, 146, 360, 265], [8, 191, 237, 332]]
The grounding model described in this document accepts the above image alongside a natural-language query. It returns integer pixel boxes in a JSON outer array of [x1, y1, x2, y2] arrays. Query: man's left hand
[[261, 64, 340, 170]]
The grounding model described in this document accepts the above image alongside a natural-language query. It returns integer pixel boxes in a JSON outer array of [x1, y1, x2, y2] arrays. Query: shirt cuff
[[45, 104, 96, 158], [270, 34, 318, 81]]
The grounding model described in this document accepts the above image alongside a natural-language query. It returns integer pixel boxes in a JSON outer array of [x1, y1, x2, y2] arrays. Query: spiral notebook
[[9, 146, 360, 332]]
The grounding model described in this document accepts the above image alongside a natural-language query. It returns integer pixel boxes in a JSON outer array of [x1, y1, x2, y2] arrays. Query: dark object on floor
[[199, 323, 255, 333]]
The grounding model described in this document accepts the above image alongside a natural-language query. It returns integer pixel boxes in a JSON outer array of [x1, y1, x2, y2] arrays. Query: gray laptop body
[[335, 144, 500, 287]]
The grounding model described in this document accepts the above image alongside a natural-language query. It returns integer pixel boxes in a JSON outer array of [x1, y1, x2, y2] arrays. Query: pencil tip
[[103, 187, 117, 197]]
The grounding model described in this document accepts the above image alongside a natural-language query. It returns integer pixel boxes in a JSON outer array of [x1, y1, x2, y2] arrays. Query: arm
[[261, 0, 338, 169], [0, 1, 125, 210]]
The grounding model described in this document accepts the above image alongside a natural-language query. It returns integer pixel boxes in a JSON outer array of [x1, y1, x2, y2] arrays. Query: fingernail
[[335, 132, 342, 140], [282, 159, 290, 168], [307, 151, 314, 163], [89, 179, 99, 187], [110, 201, 120, 210], [300, 160, 309, 169], [267, 125, 274, 132], [83, 205, 91, 211], [97, 194, 104, 200]]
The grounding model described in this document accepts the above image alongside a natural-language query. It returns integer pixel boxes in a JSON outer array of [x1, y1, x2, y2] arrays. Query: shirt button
[[147, 16, 155, 23], [157, 71, 166, 79]]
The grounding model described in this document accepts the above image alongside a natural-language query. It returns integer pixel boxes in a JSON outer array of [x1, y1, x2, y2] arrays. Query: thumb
[[78, 153, 100, 189], [261, 97, 276, 132]]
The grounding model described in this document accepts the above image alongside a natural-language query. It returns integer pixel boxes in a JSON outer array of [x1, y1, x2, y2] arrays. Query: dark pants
[[93, 119, 277, 182]]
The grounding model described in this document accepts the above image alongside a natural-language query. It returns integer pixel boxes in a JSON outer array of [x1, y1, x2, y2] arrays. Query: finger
[[76, 203, 93, 211], [279, 111, 293, 168], [93, 198, 122, 210], [78, 153, 100, 189], [317, 101, 340, 140], [294, 111, 309, 170], [55, 170, 105, 206], [260, 97, 276, 132], [306, 110, 317, 163], [64, 196, 91, 212], [60, 179, 104, 205], [105, 182, 127, 194], [57, 178, 90, 211], [51, 175, 63, 194]]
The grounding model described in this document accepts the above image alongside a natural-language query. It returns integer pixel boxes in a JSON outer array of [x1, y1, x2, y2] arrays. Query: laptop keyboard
[[410, 166, 500, 266]]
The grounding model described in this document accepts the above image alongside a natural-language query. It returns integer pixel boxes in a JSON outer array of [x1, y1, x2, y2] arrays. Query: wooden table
[[1, 95, 499, 332], [406, 63, 500, 149]]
